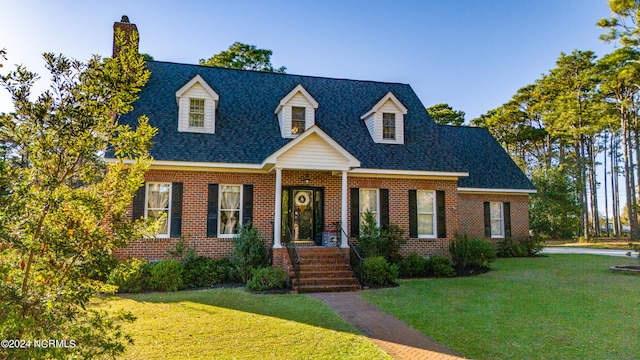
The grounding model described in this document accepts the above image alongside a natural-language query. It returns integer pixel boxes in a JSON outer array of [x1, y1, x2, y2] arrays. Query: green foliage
[[598, 0, 640, 47], [357, 210, 407, 264], [147, 260, 184, 292], [182, 256, 233, 288], [426, 103, 466, 126], [356, 256, 399, 286], [530, 167, 581, 239], [107, 258, 148, 293], [0, 30, 152, 358], [497, 237, 525, 258], [230, 224, 270, 283], [166, 235, 196, 259], [427, 255, 456, 278], [519, 235, 545, 257], [246, 267, 288, 291], [399, 253, 430, 278], [450, 235, 496, 270], [199, 42, 286, 73]]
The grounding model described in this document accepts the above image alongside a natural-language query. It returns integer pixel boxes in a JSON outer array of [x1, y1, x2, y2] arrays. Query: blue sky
[[0, 0, 616, 120]]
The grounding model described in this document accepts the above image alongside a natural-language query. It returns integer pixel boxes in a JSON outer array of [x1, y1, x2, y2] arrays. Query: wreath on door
[[294, 192, 311, 207]]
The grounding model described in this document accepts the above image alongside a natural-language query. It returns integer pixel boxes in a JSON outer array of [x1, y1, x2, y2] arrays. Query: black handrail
[[282, 224, 300, 289], [334, 221, 364, 278]]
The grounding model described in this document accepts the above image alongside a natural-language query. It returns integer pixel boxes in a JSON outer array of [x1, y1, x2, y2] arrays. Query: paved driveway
[[541, 246, 639, 258]]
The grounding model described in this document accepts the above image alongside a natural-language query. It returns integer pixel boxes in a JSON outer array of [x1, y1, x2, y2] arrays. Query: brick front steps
[[288, 247, 360, 293]]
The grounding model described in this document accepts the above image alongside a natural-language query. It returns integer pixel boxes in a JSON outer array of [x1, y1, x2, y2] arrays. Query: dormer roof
[[176, 74, 219, 100], [274, 84, 318, 114], [360, 91, 408, 119]]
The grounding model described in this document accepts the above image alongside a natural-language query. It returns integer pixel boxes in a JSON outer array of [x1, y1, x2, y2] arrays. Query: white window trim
[[145, 182, 172, 239], [490, 202, 505, 239], [218, 184, 243, 238], [417, 190, 437, 239], [382, 112, 396, 140], [188, 98, 206, 128], [291, 106, 306, 135], [359, 188, 380, 227]]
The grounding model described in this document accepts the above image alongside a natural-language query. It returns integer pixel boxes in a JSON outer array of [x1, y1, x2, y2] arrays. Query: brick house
[[107, 18, 535, 289]]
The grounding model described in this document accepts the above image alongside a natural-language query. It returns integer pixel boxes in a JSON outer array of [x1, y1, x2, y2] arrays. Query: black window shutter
[[170, 182, 183, 237], [350, 188, 359, 237], [132, 184, 146, 220], [437, 190, 447, 238], [207, 184, 219, 237], [242, 184, 253, 227], [408, 190, 417, 238], [484, 202, 491, 237], [504, 202, 512, 237], [380, 189, 389, 229]]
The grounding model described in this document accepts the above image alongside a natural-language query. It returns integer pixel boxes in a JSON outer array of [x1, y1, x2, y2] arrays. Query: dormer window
[[176, 75, 219, 134], [382, 113, 395, 140], [291, 106, 306, 134], [189, 98, 205, 128], [275, 84, 319, 138], [361, 92, 408, 144]]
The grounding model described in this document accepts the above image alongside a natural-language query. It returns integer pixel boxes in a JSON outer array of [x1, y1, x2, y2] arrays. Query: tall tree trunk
[[612, 132, 621, 236], [576, 138, 589, 239], [622, 111, 638, 239], [588, 137, 600, 236], [604, 132, 611, 237]]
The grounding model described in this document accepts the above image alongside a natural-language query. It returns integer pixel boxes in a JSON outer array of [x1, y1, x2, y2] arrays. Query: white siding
[[178, 83, 216, 134], [366, 99, 404, 144], [364, 114, 376, 141], [276, 92, 316, 138], [277, 133, 351, 170]]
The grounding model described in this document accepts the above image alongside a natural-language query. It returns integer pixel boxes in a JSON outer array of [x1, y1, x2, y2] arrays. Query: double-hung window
[[219, 185, 242, 237], [189, 98, 205, 128], [417, 190, 436, 238], [145, 182, 172, 238], [359, 188, 379, 227], [490, 202, 504, 238], [291, 106, 306, 135], [382, 113, 396, 140]]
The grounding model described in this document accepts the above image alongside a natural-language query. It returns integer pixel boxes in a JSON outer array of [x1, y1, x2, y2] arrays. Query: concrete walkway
[[541, 246, 639, 257], [308, 292, 467, 360]]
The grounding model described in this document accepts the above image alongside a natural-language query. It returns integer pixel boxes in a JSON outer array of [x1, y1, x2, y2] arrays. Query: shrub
[[400, 253, 429, 278], [497, 237, 524, 258], [246, 267, 288, 291], [427, 255, 456, 278], [357, 210, 407, 264], [182, 256, 233, 288], [107, 258, 148, 293], [230, 224, 270, 283], [519, 235, 545, 257], [147, 260, 184, 291], [466, 238, 497, 268], [357, 256, 399, 286], [450, 235, 496, 269], [449, 234, 471, 269]]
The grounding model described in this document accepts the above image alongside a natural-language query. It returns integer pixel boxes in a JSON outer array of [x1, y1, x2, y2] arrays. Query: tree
[[426, 103, 465, 126], [530, 167, 581, 239], [199, 42, 286, 73], [0, 31, 156, 359], [598, 0, 640, 47]]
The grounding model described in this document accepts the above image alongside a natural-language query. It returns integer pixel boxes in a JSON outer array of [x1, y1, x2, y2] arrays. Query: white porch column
[[273, 168, 283, 248], [341, 170, 349, 248]]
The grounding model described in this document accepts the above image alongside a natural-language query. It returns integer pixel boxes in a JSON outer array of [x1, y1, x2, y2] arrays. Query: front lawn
[[95, 288, 390, 359], [362, 255, 640, 360]]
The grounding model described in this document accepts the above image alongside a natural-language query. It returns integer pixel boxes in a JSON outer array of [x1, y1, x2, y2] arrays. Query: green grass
[[95, 288, 389, 360], [362, 255, 640, 360]]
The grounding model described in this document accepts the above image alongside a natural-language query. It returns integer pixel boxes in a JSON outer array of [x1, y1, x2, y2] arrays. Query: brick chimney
[[112, 15, 138, 57]]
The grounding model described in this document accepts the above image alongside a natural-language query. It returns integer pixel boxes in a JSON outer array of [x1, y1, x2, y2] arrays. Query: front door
[[282, 187, 323, 245]]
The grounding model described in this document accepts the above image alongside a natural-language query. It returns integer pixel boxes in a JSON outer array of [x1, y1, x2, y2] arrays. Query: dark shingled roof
[[117, 60, 534, 191]]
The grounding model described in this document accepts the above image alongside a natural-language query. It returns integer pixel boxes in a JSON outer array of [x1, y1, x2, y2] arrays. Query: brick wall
[[348, 177, 460, 257], [115, 168, 530, 261], [458, 193, 530, 241], [115, 170, 275, 261]]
